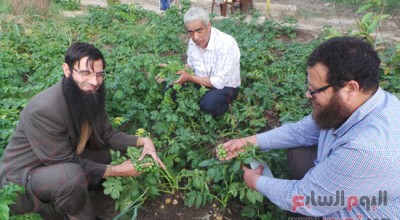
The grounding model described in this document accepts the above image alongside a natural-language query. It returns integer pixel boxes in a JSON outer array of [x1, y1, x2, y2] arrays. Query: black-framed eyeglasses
[[306, 80, 345, 97], [71, 67, 106, 80]]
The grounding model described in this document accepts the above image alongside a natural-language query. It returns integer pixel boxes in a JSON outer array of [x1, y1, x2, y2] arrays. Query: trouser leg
[[29, 163, 95, 220], [160, 0, 170, 10], [199, 87, 238, 117], [286, 145, 318, 180]]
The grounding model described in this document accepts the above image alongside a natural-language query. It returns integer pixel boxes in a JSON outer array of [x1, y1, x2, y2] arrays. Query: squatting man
[[0, 42, 166, 220], [219, 37, 400, 218]]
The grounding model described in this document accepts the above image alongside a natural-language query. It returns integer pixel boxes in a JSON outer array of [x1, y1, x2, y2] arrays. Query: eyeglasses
[[306, 80, 345, 98], [71, 67, 106, 80]]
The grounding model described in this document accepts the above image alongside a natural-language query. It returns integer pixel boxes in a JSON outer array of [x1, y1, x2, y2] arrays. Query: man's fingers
[[156, 77, 166, 83], [139, 162, 154, 168], [241, 165, 250, 172], [157, 159, 167, 170]]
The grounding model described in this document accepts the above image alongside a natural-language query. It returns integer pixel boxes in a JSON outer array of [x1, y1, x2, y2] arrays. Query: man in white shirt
[[175, 7, 241, 116]]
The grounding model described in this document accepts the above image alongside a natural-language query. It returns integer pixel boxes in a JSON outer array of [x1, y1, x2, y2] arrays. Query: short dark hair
[[65, 42, 106, 71], [307, 37, 380, 92]]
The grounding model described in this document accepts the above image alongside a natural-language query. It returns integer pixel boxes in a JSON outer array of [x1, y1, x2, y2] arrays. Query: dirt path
[[76, 0, 399, 45]]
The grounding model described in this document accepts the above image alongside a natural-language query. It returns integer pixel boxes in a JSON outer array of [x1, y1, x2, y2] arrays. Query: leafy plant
[[324, 0, 391, 47], [52, 0, 81, 11], [0, 183, 42, 220], [1, 1, 399, 219], [152, 61, 192, 85], [102, 149, 162, 216]]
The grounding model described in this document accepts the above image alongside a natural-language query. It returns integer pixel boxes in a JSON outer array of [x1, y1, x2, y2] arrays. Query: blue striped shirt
[[256, 88, 400, 218]]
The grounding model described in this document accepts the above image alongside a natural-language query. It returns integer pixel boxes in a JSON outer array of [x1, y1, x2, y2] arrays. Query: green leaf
[[206, 167, 217, 179], [367, 18, 379, 34], [380, 14, 390, 20], [185, 194, 195, 207], [104, 187, 112, 195], [356, 3, 372, 13], [193, 177, 201, 190], [0, 204, 10, 217], [110, 190, 120, 200], [0, 199, 15, 206], [0, 212, 9, 220], [361, 12, 374, 24], [232, 160, 241, 172], [240, 188, 246, 200], [243, 157, 254, 164], [198, 159, 214, 167], [194, 194, 203, 209], [245, 190, 256, 204], [254, 191, 264, 202]]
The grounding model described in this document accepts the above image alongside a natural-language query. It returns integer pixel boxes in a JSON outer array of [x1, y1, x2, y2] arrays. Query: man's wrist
[[242, 135, 257, 146], [136, 137, 144, 147]]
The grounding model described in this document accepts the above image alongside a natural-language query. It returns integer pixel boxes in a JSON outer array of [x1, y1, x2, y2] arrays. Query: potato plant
[[1, 1, 399, 219], [215, 144, 228, 160], [0, 183, 42, 220], [126, 147, 158, 173], [152, 61, 193, 85]]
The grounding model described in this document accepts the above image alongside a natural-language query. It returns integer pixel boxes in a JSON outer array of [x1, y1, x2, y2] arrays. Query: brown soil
[[90, 188, 258, 220], [137, 192, 248, 220]]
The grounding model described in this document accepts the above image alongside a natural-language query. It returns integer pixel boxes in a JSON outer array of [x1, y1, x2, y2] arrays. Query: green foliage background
[[0, 0, 399, 219]]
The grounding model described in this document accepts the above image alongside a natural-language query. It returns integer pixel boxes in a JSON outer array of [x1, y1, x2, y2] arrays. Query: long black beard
[[62, 76, 106, 140], [312, 93, 351, 130]]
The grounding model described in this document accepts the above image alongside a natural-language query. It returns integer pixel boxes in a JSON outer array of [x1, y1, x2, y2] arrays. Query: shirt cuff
[[103, 165, 112, 178]]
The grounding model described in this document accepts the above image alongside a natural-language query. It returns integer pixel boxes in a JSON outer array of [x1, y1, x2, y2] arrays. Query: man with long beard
[[0, 43, 166, 220], [218, 37, 400, 218]]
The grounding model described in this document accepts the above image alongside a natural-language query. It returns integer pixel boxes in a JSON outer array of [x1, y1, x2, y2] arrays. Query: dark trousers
[[286, 145, 318, 180], [286, 145, 319, 218], [25, 149, 111, 220], [199, 87, 238, 117]]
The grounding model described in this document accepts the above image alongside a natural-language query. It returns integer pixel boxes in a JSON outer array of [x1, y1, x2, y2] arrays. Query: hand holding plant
[[153, 61, 189, 85], [137, 137, 167, 170], [221, 135, 257, 160], [175, 69, 193, 84], [110, 159, 145, 176]]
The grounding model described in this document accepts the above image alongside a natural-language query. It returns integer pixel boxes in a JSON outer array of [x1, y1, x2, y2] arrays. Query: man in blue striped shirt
[[222, 37, 400, 218]]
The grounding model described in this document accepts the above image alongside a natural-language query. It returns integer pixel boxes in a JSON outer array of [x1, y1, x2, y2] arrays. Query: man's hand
[[138, 137, 167, 170], [155, 74, 166, 84], [175, 70, 192, 85], [242, 165, 263, 190], [110, 160, 143, 177], [155, 63, 168, 83], [221, 135, 257, 160]]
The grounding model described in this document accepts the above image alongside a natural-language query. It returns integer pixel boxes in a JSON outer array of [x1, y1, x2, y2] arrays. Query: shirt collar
[[333, 87, 384, 137], [205, 27, 216, 51]]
